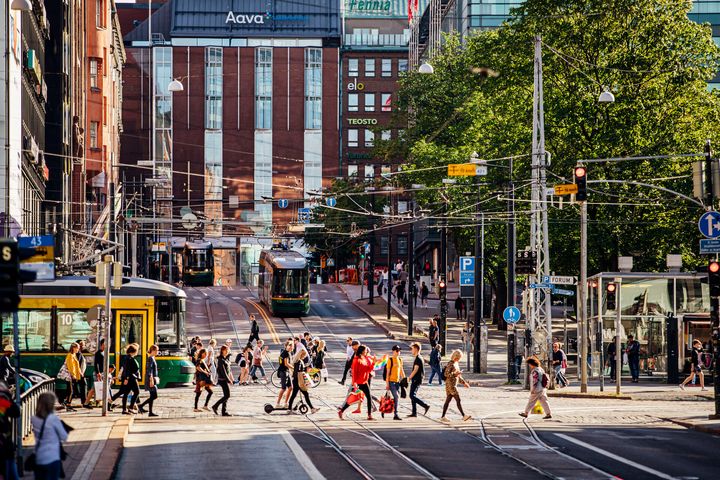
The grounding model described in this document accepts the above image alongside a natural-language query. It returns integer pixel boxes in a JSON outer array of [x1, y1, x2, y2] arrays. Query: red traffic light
[[710, 261, 720, 273], [438, 280, 446, 289], [606, 283, 616, 293], [574, 166, 587, 178]]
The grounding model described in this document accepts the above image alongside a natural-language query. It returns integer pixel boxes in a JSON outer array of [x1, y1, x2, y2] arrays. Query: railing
[[10, 378, 56, 443]]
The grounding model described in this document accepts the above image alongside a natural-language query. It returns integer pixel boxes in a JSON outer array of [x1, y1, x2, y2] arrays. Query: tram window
[[156, 298, 179, 346], [56, 310, 97, 352], [274, 269, 308, 295], [1, 311, 52, 351], [189, 251, 209, 270]]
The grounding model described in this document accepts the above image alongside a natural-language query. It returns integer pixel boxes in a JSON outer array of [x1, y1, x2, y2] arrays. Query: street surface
[[112, 284, 720, 480]]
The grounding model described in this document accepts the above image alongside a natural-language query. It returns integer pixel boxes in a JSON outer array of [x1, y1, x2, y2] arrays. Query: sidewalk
[[23, 407, 133, 480]]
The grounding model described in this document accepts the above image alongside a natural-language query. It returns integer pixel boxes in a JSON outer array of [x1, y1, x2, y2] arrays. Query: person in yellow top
[[62, 343, 82, 410], [385, 345, 406, 421]]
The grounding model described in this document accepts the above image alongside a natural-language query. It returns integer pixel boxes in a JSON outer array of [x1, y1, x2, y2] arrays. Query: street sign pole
[[102, 255, 113, 417], [580, 201, 588, 393], [615, 278, 622, 395]]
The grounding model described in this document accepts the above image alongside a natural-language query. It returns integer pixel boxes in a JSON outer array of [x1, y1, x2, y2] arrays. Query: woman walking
[[288, 350, 319, 414], [338, 345, 376, 420], [276, 341, 293, 408], [440, 350, 471, 422], [138, 345, 159, 417], [519, 356, 552, 419], [60, 343, 82, 411], [31, 392, 68, 480], [207, 339, 218, 384], [680, 339, 708, 391], [120, 344, 141, 415], [315, 340, 328, 382], [237, 346, 251, 385], [212, 345, 234, 416], [193, 349, 213, 412]]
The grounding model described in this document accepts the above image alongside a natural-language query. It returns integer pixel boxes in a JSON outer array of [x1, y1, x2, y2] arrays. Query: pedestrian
[[396, 281, 406, 307], [454, 296, 465, 321], [250, 340, 268, 382], [626, 335, 641, 382], [428, 344, 443, 385], [193, 348, 213, 412], [302, 332, 312, 350], [420, 282, 429, 308], [680, 339, 707, 391], [92, 339, 110, 409], [207, 339, 218, 384], [428, 317, 439, 348], [59, 343, 82, 411], [75, 340, 89, 408], [606, 337, 618, 382], [293, 336, 309, 359], [377, 269, 385, 296], [120, 344, 141, 415], [551, 342, 569, 388], [276, 341, 293, 408], [212, 345, 234, 416], [288, 350, 319, 414], [189, 337, 200, 360], [338, 345, 376, 420], [384, 345, 405, 421], [519, 356, 552, 420], [407, 342, 430, 417], [0, 345, 16, 388], [0, 381, 20, 480], [31, 392, 68, 480], [237, 346, 250, 385], [440, 350, 471, 422], [339, 338, 357, 385], [248, 314, 260, 344], [411, 280, 418, 308], [315, 340, 328, 382], [138, 345, 160, 417]]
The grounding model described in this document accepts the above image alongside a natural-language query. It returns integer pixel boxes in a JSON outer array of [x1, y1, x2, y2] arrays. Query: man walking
[[407, 343, 430, 417], [339, 339, 358, 385], [248, 314, 260, 345], [551, 342, 568, 388], [429, 317, 439, 348], [607, 337, 618, 382], [626, 335, 641, 383], [250, 340, 268, 382]]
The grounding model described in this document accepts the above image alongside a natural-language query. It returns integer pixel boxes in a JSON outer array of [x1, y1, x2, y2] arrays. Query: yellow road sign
[[448, 164, 478, 176], [554, 184, 578, 195]]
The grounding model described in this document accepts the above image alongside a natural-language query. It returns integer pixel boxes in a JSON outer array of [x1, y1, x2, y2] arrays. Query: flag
[[373, 354, 389, 370]]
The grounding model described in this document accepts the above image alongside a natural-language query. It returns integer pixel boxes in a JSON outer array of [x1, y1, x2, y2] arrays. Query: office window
[[348, 93, 359, 112], [348, 58, 359, 77], [397, 236, 408, 255], [364, 93, 375, 112], [348, 129, 358, 147], [348, 164, 358, 178], [365, 129, 374, 147], [304, 48, 322, 129], [255, 47, 273, 129], [398, 59, 408, 73], [381, 59, 392, 77], [381, 93, 392, 112], [204, 131, 223, 201], [380, 236, 389, 255], [381, 130, 391, 141], [89, 121, 99, 148], [397, 201, 408, 214], [205, 47, 223, 129], [90, 59, 98, 88], [365, 58, 375, 77], [96, 0, 104, 28], [365, 165, 375, 179]]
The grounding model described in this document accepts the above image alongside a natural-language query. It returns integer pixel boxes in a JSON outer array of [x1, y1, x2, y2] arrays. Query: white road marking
[[281, 431, 326, 480], [553, 433, 679, 480]]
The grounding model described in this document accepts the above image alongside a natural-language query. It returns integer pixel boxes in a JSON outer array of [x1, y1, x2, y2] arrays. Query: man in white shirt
[[339, 338, 358, 385]]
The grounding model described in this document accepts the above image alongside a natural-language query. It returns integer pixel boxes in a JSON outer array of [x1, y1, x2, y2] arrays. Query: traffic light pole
[[710, 261, 720, 419], [407, 216, 415, 335], [368, 194, 375, 305], [439, 200, 448, 352], [102, 255, 113, 416], [579, 200, 588, 393]]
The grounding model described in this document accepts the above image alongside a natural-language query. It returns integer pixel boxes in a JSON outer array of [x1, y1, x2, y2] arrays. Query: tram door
[[116, 311, 147, 384]]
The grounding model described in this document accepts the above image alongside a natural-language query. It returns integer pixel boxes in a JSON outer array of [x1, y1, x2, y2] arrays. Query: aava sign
[[225, 12, 265, 24]]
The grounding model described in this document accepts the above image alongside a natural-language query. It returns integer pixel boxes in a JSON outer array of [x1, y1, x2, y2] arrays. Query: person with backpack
[[440, 350, 471, 422], [384, 345, 405, 421], [193, 349, 214, 412], [519, 356, 552, 419], [407, 343, 430, 417], [428, 344, 443, 385], [551, 342, 569, 388], [248, 315, 260, 345], [275, 341, 293, 408], [680, 339, 708, 391]]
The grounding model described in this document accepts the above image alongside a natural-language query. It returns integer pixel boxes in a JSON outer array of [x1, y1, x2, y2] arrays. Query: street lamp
[[419, 62, 434, 75], [11, 0, 32, 10], [168, 78, 184, 92], [598, 87, 615, 104], [407, 184, 425, 335]]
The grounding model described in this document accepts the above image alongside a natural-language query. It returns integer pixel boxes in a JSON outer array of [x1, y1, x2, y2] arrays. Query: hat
[[391, 345, 402, 352], [3, 345, 14, 353]]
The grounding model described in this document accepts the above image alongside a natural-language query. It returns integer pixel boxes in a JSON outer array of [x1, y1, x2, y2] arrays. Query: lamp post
[[407, 184, 424, 336], [365, 187, 376, 304]]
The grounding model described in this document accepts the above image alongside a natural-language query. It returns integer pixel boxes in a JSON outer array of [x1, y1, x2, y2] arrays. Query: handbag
[[24, 417, 47, 471], [57, 363, 72, 382], [298, 372, 311, 392]]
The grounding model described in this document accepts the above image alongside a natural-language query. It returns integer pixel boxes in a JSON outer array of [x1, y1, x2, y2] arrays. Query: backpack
[[382, 357, 393, 382], [234, 353, 243, 365], [540, 371, 549, 389]]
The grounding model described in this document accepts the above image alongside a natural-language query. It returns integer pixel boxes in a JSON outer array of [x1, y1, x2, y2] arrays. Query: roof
[[261, 249, 308, 269], [21, 276, 186, 298]]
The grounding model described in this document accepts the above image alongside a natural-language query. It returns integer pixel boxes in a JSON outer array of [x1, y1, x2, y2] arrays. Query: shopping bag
[[379, 392, 394, 414], [346, 389, 365, 405], [532, 401, 544, 415]]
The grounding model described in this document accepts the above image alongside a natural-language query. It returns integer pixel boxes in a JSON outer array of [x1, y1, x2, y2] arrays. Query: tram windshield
[[156, 297, 184, 347], [273, 269, 308, 296], [187, 251, 210, 271]]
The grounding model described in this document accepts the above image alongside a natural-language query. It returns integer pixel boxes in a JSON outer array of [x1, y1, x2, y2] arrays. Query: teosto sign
[[348, 118, 378, 125]]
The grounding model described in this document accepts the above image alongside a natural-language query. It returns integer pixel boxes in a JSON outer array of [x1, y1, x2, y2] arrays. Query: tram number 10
[[60, 313, 73, 326]]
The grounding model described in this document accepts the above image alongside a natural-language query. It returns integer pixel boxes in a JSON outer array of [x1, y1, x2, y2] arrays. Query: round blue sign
[[278, 199, 289, 209], [326, 197, 337, 208], [503, 306, 521, 324], [699, 211, 720, 239]]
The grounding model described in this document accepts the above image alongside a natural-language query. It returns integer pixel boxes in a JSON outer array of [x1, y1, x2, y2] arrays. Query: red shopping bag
[[346, 389, 365, 406], [379, 392, 394, 414]]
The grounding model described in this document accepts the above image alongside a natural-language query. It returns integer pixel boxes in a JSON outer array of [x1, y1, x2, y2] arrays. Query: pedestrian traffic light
[[709, 261, 720, 297], [574, 165, 587, 202], [438, 279, 447, 304], [0, 239, 38, 313], [606, 282, 617, 311]]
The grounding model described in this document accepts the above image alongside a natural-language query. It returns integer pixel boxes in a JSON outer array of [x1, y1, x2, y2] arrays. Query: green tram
[[0, 277, 195, 391], [259, 249, 310, 316], [182, 241, 214, 286]]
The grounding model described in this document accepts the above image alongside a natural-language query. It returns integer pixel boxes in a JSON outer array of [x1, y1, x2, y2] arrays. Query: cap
[[3, 345, 15, 353], [391, 345, 402, 352]]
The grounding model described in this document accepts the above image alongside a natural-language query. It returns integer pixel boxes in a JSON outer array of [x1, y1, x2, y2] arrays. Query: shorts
[[694, 365, 702, 374], [278, 370, 291, 389]]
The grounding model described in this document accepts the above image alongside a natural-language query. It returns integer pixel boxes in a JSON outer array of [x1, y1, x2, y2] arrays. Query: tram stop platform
[[23, 408, 133, 480]]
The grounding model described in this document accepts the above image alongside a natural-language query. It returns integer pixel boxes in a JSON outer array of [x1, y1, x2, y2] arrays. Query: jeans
[[388, 382, 400, 415], [121, 377, 140, 411], [213, 380, 231, 413], [410, 381, 428, 415], [554, 365, 568, 387], [428, 365, 442, 384], [140, 387, 158, 413], [34, 460, 62, 480], [340, 359, 352, 383], [249, 365, 265, 379], [629, 357, 640, 380]]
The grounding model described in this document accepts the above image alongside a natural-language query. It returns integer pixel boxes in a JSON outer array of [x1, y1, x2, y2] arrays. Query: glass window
[[398, 59, 408, 73], [397, 236, 408, 255], [119, 313, 144, 372], [90, 59, 99, 88], [56, 310, 96, 352], [1, 310, 52, 351], [348, 129, 358, 147], [397, 201, 408, 213], [273, 269, 309, 296], [348, 164, 358, 178], [381, 58, 392, 77], [381, 93, 392, 112], [381, 130, 391, 141], [205, 47, 223, 129], [155, 98, 172, 129], [364, 93, 375, 112], [364, 164, 374, 179], [365, 58, 375, 77], [255, 47, 273, 129], [380, 236, 389, 255], [676, 278, 710, 314], [90, 121, 99, 148], [348, 93, 359, 112], [365, 129, 374, 147], [96, 0, 104, 28], [204, 130, 223, 201], [155, 298, 179, 346], [304, 48, 322, 129], [348, 58, 359, 77]]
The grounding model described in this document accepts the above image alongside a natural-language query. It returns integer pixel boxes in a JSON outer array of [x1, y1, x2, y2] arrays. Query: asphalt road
[[113, 284, 720, 480]]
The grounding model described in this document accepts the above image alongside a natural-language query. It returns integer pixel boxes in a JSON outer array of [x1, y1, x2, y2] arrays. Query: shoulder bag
[[24, 417, 47, 471]]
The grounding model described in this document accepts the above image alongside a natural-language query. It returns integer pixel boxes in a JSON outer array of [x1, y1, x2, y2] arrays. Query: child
[[519, 356, 552, 419]]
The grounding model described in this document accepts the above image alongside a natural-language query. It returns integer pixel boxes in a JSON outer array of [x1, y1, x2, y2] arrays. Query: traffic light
[[709, 260, 720, 297], [438, 278, 447, 304], [574, 165, 587, 202], [515, 250, 537, 275], [606, 282, 617, 310], [0, 239, 38, 313]]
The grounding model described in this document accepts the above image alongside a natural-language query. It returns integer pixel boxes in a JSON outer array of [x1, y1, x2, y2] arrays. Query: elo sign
[[347, 78, 364, 91]]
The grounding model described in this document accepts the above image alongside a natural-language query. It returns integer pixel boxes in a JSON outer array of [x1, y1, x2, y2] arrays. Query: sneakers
[[543, 414, 552, 420], [393, 415, 402, 421], [222, 412, 233, 417], [275, 403, 282, 409], [311, 407, 320, 414], [337, 409, 344, 420], [193, 408, 202, 412], [212, 405, 219, 415], [463, 415, 472, 422], [518, 412, 528, 418], [407, 414, 417, 418], [148, 412, 159, 417], [352, 408, 362, 414], [203, 406, 211, 411], [440, 417, 450, 423], [679, 384, 685, 391], [138, 405, 147, 414], [701, 387, 708, 391], [424, 405, 430, 416]]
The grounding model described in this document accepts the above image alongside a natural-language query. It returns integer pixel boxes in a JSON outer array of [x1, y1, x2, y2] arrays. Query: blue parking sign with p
[[460, 256, 475, 272]]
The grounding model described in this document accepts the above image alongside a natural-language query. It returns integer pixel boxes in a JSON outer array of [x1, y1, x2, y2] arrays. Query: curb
[[547, 392, 632, 400], [91, 416, 134, 480], [663, 417, 720, 437]]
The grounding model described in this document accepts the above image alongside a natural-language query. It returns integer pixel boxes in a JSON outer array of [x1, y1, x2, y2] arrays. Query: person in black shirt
[[625, 335, 641, 382], [606, 337, 618, 382], [551, 343, 569, 388], [407, 343, 430, 417], [275, 342, 293, 408], [680, 339, 707, 391], [248, 315, 260, 345], [139, 345, 160, 416], [212, 345, 234, 416], [120, 344, 141, 415], [288, 350, 318, 414], [428, 317, 439, 348]]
